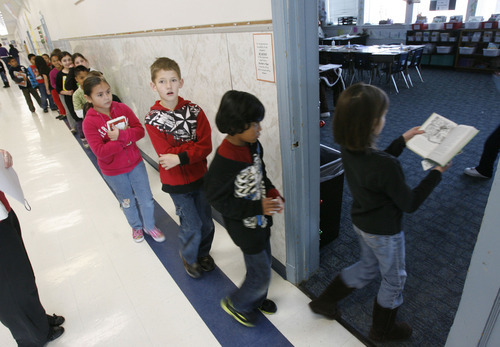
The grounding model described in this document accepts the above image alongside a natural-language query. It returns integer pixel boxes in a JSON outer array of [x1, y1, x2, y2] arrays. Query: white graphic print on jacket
[[146, 105, 200, 142], [234, 151, 267, 229]]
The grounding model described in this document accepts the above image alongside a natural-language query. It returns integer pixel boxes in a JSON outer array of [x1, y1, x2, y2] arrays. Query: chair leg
[[401, 72, 409, 89], [391, 75, 399, 94], [406, 73, 413, 87], [416, 66, 424, 82]]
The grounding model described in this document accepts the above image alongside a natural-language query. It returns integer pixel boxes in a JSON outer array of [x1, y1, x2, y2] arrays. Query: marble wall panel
[[67, 29, 286, 266]]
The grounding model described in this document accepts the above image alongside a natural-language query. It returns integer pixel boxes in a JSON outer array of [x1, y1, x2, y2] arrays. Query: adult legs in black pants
[[465, 124, 500, 178], [0, 210, 64, 346]]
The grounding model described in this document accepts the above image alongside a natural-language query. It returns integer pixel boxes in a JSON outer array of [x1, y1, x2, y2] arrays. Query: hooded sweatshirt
[[144, 97, 212, 194], [82, 101, 145, 176]]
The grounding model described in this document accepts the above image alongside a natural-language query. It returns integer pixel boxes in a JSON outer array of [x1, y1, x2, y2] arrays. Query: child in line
[[308, 83, 449, 342], [204, 90, 284, 327], [56, 51, 78, 133], [72, 65, 90, 148], [7, 57, 42, 112], [34, 56, 58, 113], [145, 57, 215, 279], [0, 60, 9, 88], [42, 54, 51, 69], [49, 53, 66, 120], [72, 53, 95, 71], [82, 74, 165, 243], [27, 54, 44, 93]]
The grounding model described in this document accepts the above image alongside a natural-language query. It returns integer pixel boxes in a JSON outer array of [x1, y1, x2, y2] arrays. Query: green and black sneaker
[[220, 297, 256, 327], [258, 299, 277, 315]]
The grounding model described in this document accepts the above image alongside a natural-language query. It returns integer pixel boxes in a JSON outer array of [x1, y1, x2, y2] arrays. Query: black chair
[[382, 52, 409, 93], [406, 48, 424, 87], [350, 53, 377, 85]]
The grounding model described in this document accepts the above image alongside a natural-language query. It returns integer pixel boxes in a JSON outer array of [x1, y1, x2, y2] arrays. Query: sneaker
[[464, 167, 490, 179], [81, 138, 90, 149], [47, 314, 65, 326], [56, 115, 66, 120], [221, 297, 256, 327], [3, 85, 10, 88], [70, 128, 77, 134], [198, 255, 215, 272], [43, 108, 48, 113], [180, 251, 202, 278], [258, 299, 277, 315], [144, 226, 165, 242], [320, 112, 331, 118], [132, 228, 144, 243], [47, 326, 64, 342]]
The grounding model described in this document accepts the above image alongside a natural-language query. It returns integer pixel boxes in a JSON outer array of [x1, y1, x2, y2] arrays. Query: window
[[364, 0, 407, 25], [412, 0, 468, 23], [325, 0, 358, 25], [475, 0, 500, 21], [0, 12, 7, 36]]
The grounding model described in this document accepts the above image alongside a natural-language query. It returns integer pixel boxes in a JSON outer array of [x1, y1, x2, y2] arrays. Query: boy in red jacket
[[145, 57, 215, 278]]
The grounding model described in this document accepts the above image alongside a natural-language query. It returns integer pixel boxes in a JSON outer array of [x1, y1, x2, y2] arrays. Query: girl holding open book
[[82, 75, 165, 243], [308, 83, 450, 342]]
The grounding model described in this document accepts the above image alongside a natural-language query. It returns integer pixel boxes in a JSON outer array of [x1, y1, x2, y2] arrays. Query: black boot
[[308, 274, 355, 319], [369, 298, 412, 342]]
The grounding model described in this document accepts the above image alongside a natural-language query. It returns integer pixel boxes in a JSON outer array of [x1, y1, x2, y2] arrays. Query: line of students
[[3, 48, 457, 344]]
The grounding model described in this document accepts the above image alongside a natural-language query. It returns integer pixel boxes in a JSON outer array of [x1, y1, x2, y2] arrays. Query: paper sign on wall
[[253, 33, 275, 83]]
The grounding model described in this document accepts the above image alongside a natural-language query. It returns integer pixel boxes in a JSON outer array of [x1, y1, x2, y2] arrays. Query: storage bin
[[482, 21, 499, 29], [440, 33, 449, 41], [483, 49, 500, 57], [462, 36, 470, 42], [436, 46, 452, 54], [464, 22, 482, 29], [412, 23, 428, 30], [449, 37, 457, 42], [445, 22, 462, 29], [429, 23, 444, 30], [459, 47, 475, 55]]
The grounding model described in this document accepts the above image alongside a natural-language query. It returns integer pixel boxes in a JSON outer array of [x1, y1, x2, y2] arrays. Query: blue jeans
[[37, 84, 56, 110], [170, 189, 215, 265], [341, 225, 407, 309], [103, 161, 156, 231], [230, 239, 272, 314]]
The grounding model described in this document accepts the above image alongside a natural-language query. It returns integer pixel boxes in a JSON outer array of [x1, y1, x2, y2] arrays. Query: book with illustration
[[13, 71, 27, 87], [406, 113, 479, 170], [106, 116, 128, 131]]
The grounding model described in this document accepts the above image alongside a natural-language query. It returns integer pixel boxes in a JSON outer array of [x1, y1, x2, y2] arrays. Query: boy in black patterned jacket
[[204, 90, 284, 327]]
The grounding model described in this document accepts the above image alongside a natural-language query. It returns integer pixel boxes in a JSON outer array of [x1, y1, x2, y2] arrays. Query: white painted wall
[[15, 0, 272, 40]]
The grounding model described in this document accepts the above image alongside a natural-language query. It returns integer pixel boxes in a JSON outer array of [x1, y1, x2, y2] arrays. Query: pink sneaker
[[144, 227, 165, 243], [132, 228, 144, 243]]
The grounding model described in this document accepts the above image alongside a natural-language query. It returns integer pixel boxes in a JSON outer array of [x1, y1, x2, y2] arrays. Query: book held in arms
[[106, 116, 128, 131], [406, 113, 479, 170], [13, 71, 27, 87]]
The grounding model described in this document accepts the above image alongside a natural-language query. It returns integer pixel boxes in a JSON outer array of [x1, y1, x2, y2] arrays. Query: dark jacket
[[342, 136, 441, 235]]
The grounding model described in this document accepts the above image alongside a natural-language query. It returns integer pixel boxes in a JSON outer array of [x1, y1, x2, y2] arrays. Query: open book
[[407, 113, 479, 170]]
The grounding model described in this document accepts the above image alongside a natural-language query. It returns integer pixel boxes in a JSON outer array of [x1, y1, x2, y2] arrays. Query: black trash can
[[319, 144, 344, 248]]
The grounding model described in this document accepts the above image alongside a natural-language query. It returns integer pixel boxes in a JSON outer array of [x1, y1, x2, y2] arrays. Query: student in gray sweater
[[309, 83, 450, 342]]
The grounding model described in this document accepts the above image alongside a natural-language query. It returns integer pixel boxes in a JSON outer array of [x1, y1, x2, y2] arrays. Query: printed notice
[[253, 33, 275, 83]]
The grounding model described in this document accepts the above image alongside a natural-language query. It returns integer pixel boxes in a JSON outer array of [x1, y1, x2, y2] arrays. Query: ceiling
[[0, 0, 24, 37]]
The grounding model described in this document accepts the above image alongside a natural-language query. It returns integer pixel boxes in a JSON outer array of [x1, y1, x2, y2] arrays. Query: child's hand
[[433, 161, 452, 173], [262, 197, 283, 216], [107, 126, 119, 141], [159, 154, 180, 170], [403, 126, 425, 142]]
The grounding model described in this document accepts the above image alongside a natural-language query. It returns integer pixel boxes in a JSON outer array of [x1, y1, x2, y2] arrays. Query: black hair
[[74, 65, 89, 76], [7, 56, 16, 63], [28, 53, 35, 60], [83, 75, 109, 97], [215, 90, 265, 135], [34, 56, 50, 76]]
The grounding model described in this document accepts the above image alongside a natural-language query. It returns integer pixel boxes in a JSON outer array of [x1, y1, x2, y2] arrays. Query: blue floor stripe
[[72, 132, 293, 346]]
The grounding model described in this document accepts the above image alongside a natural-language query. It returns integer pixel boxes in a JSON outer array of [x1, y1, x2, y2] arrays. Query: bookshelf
[[406, 29, 460, 67], [455, 29, 500, 72]]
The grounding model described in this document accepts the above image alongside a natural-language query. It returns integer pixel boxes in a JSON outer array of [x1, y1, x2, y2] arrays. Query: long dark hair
[[34, 56, 50, 76], [333, 83, 389, 151]]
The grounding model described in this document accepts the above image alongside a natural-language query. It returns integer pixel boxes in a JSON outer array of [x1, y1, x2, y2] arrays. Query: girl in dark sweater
[[204, 91, 284, 327], [309, 83, 450, 342]]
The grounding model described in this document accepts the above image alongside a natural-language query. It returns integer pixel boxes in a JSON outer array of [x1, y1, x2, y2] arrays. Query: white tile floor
[[0, 86, 363, 346]]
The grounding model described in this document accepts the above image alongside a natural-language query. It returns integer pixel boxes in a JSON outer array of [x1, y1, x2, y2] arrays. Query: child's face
[[8, 59, 17, 67], [150, 69, 184, 107], [29, 57, 36, 65], [43, 55, 50, 65], [85, 81, 112, 113], [51, 56, 62, 69], [74, 56, 89, 68], [61, 55, 73, 69], [75, 71, 88, 87], [236, 122, 262, 144]]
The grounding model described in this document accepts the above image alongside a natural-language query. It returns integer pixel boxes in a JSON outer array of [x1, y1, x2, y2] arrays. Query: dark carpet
[[301, 68, 500, 346]]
